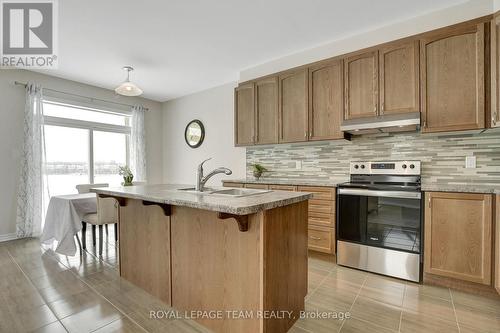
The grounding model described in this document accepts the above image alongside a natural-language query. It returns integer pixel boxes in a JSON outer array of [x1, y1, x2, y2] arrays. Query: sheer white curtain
[[130, 105, 147, 182], [16, 83, 47, 238]]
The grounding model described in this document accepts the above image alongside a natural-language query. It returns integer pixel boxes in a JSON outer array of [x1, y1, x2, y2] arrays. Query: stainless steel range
[[336, 161, 422, 282]]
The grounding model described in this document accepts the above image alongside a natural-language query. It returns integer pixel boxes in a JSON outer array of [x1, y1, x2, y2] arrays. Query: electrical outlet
[[465, 156, 476, 169], [295, 161, 302, 170]]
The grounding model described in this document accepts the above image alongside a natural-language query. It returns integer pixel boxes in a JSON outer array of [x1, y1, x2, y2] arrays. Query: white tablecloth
[[41, 193, 97, 255]]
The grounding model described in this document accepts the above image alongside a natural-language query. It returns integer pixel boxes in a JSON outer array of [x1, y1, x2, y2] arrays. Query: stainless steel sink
[[177, 187, 217, 193], [176, 187, 270, 197], [210, 188, 270, 197]]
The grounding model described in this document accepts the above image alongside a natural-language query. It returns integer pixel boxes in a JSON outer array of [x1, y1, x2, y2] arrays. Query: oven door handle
[[338, 188, 421, 199]]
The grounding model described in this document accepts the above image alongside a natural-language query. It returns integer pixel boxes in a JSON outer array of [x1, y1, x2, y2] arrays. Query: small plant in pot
[[119, 165, 134, 186], [251, 164, 268, 180]]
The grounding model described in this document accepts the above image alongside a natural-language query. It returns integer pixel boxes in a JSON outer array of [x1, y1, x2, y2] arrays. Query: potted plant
[[119, 165, 134, 186], [251, 164, 268, 180]]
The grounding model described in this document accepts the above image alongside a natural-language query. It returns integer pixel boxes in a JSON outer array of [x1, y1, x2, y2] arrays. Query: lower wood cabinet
[[297, 186, 336, 254], [308, 225, 335, 253], [424, 192, 493, 285]]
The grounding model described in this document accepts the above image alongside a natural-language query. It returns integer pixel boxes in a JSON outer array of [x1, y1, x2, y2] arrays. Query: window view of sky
[[43, 103, 130, 196]]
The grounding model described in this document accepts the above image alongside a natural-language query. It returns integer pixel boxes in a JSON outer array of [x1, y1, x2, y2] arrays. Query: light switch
[[465, 156, 476, 169], [295, 161, 302, 170]]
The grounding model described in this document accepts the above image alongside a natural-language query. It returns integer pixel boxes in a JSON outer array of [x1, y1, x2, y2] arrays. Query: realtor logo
[[0, 0, 58, 68]]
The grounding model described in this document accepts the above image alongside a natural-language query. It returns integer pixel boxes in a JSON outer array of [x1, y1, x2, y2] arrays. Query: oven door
[[337, 188, 422, 253]]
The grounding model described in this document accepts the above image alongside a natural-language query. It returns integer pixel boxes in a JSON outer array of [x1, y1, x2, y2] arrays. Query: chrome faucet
[[196, 158, 233, 192]]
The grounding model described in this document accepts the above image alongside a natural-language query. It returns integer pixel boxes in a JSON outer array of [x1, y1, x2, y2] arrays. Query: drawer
[[245, 184, 269, 190], [269, 185, 296, 191], [308, 226, 334, 254], [298, 186, 335, 201], [308, 214, 334, 227], [309, 200, 333, 214], [223, 182, 244, 188]]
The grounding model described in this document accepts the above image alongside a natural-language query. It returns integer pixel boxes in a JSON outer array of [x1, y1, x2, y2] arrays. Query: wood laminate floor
[[0, 230, 499, 333]]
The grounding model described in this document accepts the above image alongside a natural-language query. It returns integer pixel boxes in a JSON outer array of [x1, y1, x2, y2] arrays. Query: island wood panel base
[[119, 199, 172, 305], [170, 201, 308, 333]]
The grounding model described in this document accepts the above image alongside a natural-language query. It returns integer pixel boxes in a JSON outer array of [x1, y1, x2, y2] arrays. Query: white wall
[[0, 69, 163, 237], [162, 83, 246, 186], [240, 0, 494, 81]]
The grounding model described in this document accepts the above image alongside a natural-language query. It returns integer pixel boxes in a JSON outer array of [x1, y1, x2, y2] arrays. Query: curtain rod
[[14, 81, 149, 111]]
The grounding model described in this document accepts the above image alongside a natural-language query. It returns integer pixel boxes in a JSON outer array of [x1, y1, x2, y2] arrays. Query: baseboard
[[0, 233, 17, 242]]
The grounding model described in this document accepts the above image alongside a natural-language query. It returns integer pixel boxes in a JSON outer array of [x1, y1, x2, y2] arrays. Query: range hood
[[340, 112, 421, 135]]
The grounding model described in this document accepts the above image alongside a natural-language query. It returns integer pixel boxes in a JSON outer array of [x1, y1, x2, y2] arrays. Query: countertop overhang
[[90, 184, 313, 215]]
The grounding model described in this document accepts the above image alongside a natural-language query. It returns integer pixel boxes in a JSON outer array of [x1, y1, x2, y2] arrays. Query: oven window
[[338, 195, 421, 253]]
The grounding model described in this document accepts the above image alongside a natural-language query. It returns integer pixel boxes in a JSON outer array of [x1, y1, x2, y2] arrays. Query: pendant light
[[115, 66, 143, 96]]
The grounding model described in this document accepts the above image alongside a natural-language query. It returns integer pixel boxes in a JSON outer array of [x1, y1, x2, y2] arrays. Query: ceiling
[[37, 0, 468, 102]]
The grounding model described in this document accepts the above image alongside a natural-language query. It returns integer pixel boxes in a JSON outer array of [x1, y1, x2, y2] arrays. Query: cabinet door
[[379, 41, 420, 115], [255, 77, 279, 144], [308, 59, 344, 141], [344, 51, 379, 120], [420, 23, 485, 133], [279, 69, 308, 143], [424, 192, 492, 285], [234, 83, 255, 146], [491, 17, 500, 128]]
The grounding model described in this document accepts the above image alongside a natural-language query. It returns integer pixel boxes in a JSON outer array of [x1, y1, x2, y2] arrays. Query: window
[[43, 100, 130, 197]]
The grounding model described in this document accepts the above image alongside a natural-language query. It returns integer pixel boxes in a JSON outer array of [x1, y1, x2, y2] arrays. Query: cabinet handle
[[304, 131, 307, 138], [380, 102, 384, 114], [493, 112, 497, 125], [423, 121, 427, 128], [309, 132, 312, 138], [309, 236, 322, 240], [428, 196, 431, 208]]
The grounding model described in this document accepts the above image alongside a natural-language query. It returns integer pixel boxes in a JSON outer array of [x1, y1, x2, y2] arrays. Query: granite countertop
[[90, 184, 312, 215], [421, 183, 500, 194], [224, 179, 500, 194], [223, 178, 349, 187]]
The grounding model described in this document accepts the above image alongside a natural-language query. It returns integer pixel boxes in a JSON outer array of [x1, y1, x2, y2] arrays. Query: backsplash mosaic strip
[[246, 130, 500, 185]]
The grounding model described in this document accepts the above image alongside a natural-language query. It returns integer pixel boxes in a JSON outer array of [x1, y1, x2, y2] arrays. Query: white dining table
[[41, 193, 97, 256]]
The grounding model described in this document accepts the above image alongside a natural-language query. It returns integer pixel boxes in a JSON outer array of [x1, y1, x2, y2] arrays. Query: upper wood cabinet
[[234, 83, 255, 146], [279, 69, 308, 143], [491, 16, 500, 128], [344, 51, 379, 120], [424, 192, 493, 285], [420, 23, 485, 133], [308, 59, 344, 140], [379, 41, 420, 115], [255, 77, 279, 144]]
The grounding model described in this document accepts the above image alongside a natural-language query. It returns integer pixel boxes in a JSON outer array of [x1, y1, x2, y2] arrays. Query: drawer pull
[[309, 236, 322, 240]]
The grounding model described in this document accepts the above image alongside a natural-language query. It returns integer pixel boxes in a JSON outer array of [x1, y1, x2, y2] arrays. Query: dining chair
[[76, 183, 119, 255]]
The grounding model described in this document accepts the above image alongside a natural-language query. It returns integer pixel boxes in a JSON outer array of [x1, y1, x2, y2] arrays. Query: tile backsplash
[[246, 129, 500, 185]]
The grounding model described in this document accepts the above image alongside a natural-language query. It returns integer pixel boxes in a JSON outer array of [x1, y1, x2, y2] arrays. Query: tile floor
[[0, 230, 499, 333]]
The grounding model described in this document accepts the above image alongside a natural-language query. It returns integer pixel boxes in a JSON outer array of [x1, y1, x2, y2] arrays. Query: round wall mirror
[[184, 119, 205, 148]]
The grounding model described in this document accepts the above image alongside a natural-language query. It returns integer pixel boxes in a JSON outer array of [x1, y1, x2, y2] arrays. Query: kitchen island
[[91, 184, 311, 333]]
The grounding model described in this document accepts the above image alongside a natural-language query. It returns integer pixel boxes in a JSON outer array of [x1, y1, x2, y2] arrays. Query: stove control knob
[[410, 164, 415, 169], [360, 164, 365, 169], [402, 164, 407, 169], [354, 164, 359, 169]]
